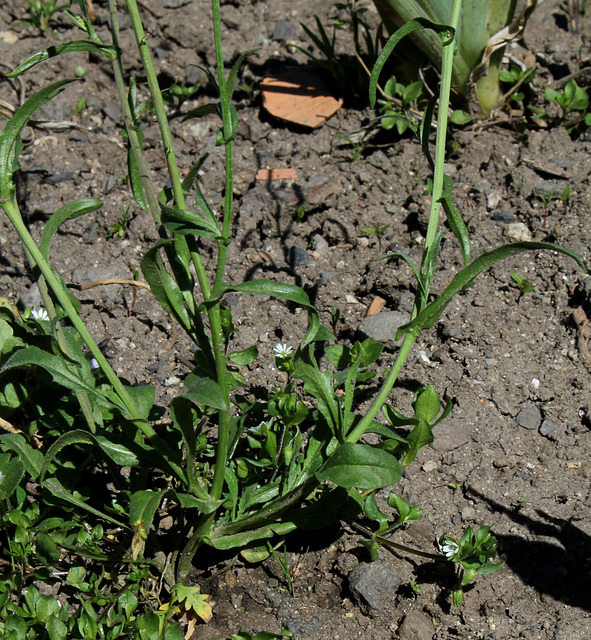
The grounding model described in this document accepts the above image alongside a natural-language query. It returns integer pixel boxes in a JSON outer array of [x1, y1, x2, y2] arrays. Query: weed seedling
[[108, 204, 132, 238], [511, 272, 534, 301], [19, 0, 67, 33], [362, 223, 390, 250]]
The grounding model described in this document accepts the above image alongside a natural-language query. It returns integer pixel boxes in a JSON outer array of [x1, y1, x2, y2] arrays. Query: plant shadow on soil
[[469, 488, 591, 612]]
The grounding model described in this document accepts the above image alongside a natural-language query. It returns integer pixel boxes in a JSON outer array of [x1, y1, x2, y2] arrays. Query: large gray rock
[[347, 560, 400, 616]]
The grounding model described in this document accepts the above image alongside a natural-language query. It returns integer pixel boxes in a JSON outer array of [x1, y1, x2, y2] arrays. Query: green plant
[[0, 0, 585, 632], [370, 0, 537, 114], [361, 223, 391, 250], [294, 0, 380, 99], [438, 526, 503, 605], [266, 541, 296, 595], [108, 203, 132, 238], [533, 79, 591, 133], [378, 76, 423, 134], [498, 64, 536, 105], [19, 0, 67, 34], [510, 272, 534, 299]]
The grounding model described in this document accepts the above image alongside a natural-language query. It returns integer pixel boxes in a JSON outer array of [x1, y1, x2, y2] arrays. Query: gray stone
[[516, 405, 542, 431], [82, 221, 100, 244], [17, 283, 42, 311], [312, 234, 330, 257], [431, 418, 473, 452], [103, 100, 121, 123], [272, 20, 296, 41], [461, 506, 476, 522], [348, 560, 400, 616], [288, 246, 308, 267], [398, 610, 435, 640], [539, 419, 557, 437], [358, 311, 408, 344]]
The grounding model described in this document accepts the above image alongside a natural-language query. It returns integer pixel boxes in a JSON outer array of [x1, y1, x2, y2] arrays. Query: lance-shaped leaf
[[396, 241, 585, 340], [140, 240, 193, 332], [40, 200, 103, 261], [0, 80, 77, 198], [7, 41, 118, 77], [217, 280, 319, 347]]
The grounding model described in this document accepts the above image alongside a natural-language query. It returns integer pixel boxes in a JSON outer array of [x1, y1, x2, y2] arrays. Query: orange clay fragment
[[255, 168, 298, 181], [365, 296, 386, 318], [261, 70, 343, 129]]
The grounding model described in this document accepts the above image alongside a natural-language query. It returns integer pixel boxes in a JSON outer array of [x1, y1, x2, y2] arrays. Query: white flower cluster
[[31, 308, 49, 321], [438, 536, 460, 559], [273, 343, 293, 358]]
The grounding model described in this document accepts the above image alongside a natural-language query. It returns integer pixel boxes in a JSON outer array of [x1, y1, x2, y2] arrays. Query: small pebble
[[422, 460, 438, 472], [539, 419, 556, 437], [461, 506, 476, 522], [505, 222, 532, 241]]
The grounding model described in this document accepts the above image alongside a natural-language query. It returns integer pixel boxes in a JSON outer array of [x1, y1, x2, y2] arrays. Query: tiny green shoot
[[108, 204, 132, 238]]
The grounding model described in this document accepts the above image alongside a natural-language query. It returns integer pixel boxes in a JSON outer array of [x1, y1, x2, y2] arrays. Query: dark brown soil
[[1, 0, 591, 638]]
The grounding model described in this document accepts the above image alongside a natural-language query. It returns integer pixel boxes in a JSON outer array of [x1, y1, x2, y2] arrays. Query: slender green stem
[[211, 0, 234, 295], [108, 0, 161, 229], [346, 332, 417, 443], [347, 1, 462, 444], [2, 199, 155, 439], [422, 0, 462, 273], [125, 0, 185, 211]]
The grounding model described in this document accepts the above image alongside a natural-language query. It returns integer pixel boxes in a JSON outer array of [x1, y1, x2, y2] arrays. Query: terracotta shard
[[261, 70, 343, 128], [255, 168, 298, 181]]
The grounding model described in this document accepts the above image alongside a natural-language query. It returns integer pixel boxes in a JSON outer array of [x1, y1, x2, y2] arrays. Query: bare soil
[[1, 0, 591, 638]]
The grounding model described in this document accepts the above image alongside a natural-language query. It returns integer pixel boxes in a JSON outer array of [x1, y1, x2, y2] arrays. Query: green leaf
[[46, 614, 68, 640], [36, 533, 61, 566], [0, 347, 100, 398], [396, 242, 585, 340], [220, 280, 319, 347], [183, 376, 229, 411], [316, 443, 402, 489], [449, 109, 472, 125], [39, 200, 103, 261], [43, 477, 126, 527], [412, 385, 440, 423], [0, 453, 24, 500], [0, 434, 43, 479], [370, 18, 454, 108], [172, 584, 212, 623], [140, 241, 192, 332], [129, 490, 165, 536], [226, 48, 259, 97], [7, 41, 118, 77], [228, 345, 258, 366], [40, 430, 97, 481], [94, 435, 140, 466], [400, 418, 433, 468], [161, 203, 221, 239]]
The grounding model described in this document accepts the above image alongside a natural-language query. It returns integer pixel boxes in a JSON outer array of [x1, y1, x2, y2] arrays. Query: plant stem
[[346, 332, 417, 443], [108, 0, 161, 229], [1, 199, 155, 440], [421, 0, 462, 291], [347, 0, 462, 443]]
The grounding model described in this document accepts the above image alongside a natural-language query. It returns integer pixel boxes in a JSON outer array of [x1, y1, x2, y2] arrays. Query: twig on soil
[[573, 306, 591, 368], [79, 278, 152, 291]]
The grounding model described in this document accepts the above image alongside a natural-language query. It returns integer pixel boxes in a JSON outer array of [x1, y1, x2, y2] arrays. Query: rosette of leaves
[[370, 0, 537, 113]]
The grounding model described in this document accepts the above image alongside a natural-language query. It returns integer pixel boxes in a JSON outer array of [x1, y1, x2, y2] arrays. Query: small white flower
[[89, 358, 99, 370], [273, 343, 293, 358], [0, 470, 3, 481], [31, 308, 49, 321], [438, 537, 460, 559]]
